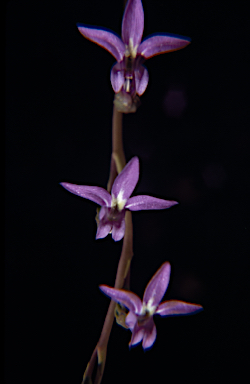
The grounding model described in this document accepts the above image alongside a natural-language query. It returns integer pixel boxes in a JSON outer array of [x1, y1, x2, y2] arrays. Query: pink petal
[[60, 183, 111, 207], [98, 206, 108, 220], [134, 65, 149, 95], [110, 62, 124, 93], [122, 0, 144, 48], [77, 24, 125, 62], [143, 262, 171, 308], [142, 318, 157, 350], [125, 195, 178, 211], [111, 218, 126, 241], [129, 323, 144, 347], [99, 285, 142, 314], [125, 311, 138, 330], [111, 157, 139, 202], [156, 300, 203, 316], [138, 34, 191, 59], [96, 221, 112, 240]]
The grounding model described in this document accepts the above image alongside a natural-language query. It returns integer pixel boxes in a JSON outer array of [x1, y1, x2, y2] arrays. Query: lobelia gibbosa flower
[[100, 262, 203, 350], [61, 157, 178, 241], [77, 0, 190, 100]]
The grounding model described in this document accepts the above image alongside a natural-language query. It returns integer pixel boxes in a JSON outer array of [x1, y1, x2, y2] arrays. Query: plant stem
[[107, 106, 126, 192], [82, 105, 133, 384]]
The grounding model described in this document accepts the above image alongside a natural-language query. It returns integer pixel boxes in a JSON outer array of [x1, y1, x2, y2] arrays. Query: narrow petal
[[110, 62, 125, 93], [125, 311, 138, 330], [129, 323, 144, 347], [99, 285, 142, 314], [96, 221, 112, 240], [125, 195, 178, 211], [122, 0, 144, 48], [60, 183, 111, 207], [77, 24, 125, 62], [156, 300, 203, 316], [142, 318, 157, 350], [98, 206, 108, 221], [134, 65, 149, 96], [111, 218, 126, 241], [111, 157, 139, 202], [138, 34, 191, 59], [143, 262, 171, 308]]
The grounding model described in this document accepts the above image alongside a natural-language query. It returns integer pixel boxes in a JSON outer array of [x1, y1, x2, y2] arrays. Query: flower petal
[[98, 206, 108, 220], [60, 183, 111, 207], [77, 24, 125, 62], [129, 323, 144, 347], [122, 0, 144, 48], [111, 157, 139, 202], [111, 218, 126, 241], [99, 285, 142, 314], [125, 311, 138, 330], [156, 300, 203, 316], [142, 318, 157, 350], [134, 65, 149, 96], [110, 62, 125, 93], [138, 34, 191, 59], [125, 195, 178, 211], [96, 220, 112, 240], [143, 262, 171, 308]]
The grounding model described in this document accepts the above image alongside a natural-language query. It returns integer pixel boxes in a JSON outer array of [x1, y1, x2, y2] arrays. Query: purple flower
[[100, 262, 203, 349], [61, 157, 178, 241], [77, 0, 190, 98]]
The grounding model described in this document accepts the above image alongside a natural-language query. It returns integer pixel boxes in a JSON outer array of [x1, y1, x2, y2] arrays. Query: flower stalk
[[82, 105, 133, 384]]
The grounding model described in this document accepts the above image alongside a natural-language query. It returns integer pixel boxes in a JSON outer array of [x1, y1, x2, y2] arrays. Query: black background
[[5, 1, 249, 383]]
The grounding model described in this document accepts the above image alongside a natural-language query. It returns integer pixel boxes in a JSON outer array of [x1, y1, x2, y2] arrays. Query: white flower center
[[125, 37, 138, 59], [111, 191, 126, 211], [141, 298, 157, 316]]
